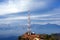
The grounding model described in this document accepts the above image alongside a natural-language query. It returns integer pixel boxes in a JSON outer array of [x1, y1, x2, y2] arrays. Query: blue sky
[[0, 0, 60, 25], [0, 0, 60, 36]]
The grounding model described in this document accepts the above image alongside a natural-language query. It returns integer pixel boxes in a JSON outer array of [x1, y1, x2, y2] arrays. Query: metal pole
[[27, 10, 31, 35]]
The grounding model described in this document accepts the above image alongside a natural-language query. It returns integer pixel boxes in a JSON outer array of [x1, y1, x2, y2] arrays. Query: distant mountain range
[[0, 24, 60, 34], [31, 24, 60, 34], [0, 24, 60, 40]]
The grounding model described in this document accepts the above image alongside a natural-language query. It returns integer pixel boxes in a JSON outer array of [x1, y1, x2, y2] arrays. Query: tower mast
[[27, 10, 31, 35]]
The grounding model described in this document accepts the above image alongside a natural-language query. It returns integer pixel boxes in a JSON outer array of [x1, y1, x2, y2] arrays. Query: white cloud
[[0, 16, 27, 24], [0, 0, 60, 25], [31, 14, 52, 18], [31, 7, 60, 25], [0, 0, 31, 15], [0, 0, 56, 16], [0, 14, 51, 24], [0, 13, 60, 25], [32, 17, 60, 20], [31, 22, 48, 25], [0, 0, 54, 15]]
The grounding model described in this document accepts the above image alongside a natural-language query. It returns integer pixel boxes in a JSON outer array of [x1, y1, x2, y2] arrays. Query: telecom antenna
[[27, 10, 31, 35]]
